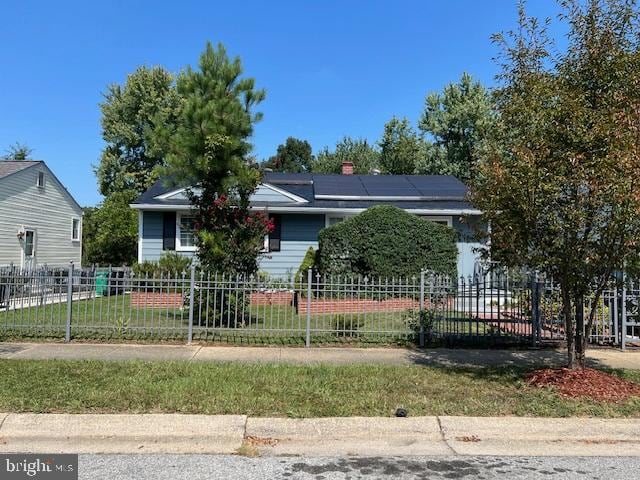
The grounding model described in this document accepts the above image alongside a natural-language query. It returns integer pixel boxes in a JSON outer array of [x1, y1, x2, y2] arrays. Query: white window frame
[[71, 218, 81, 241], [176, 212, 197, 251], [420, 215, 453, 227], [36, 171, 45, 188], [325, 214, 352, 228]]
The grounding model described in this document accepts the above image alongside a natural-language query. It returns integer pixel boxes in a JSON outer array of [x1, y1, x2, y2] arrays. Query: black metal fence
[[0, 264, 636, 347]]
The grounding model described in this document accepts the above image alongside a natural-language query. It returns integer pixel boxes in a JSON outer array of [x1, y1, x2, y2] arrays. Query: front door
[[21, 229, 36, 270]]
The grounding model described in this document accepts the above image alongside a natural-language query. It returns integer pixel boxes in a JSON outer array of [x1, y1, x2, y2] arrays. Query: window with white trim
[[71, 218, 80, 241], [263, 214, 281, 252], [420, 215, 453, 227], [326, 214, 352, 228], [36, 171, 45, 188], [176, 214, 197, 250]]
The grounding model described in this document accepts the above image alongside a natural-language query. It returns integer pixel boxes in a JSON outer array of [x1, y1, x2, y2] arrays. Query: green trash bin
[[95, 270, 109, 296]]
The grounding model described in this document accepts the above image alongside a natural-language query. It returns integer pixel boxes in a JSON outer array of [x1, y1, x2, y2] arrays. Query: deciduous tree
[[263, 137, 314, 172], [2, 142, 33, 161], [313, 137, 380, 174], [82, 190, 138, 266], [96, 66, 181, 197], [471, 0, 640, 368], [378, 117, 423, 174], [418, 73, 493, 182]]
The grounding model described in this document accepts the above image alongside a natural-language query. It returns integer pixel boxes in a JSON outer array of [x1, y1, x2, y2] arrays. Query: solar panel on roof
[[313, 175, 368, 196], [360, 176, 420, 196], [407, 176, 467, 197]]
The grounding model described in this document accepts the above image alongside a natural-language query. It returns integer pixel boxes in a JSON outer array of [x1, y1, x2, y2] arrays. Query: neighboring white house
[[0, 160, 83, 269]]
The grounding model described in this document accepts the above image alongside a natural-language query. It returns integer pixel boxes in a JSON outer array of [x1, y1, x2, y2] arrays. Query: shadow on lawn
[[404, 347, 610, 371]]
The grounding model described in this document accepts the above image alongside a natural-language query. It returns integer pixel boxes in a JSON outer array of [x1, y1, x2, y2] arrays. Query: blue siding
[[453, 215, 485, 278], [139, 209, 484, 278], [281, 214, 325, 241], [141, 212, 163, 262], [140, 211, 194, 262], [259, 214, 325, 278]]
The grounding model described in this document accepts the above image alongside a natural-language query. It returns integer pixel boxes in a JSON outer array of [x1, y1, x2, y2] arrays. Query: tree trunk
[[574, 295, 585, 369]]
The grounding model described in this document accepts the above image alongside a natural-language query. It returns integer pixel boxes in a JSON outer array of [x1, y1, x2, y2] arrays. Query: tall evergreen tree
[[163, 42, 270, 274]]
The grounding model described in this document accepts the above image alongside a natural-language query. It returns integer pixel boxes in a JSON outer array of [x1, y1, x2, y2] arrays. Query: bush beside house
[[317, 205, 458, 279]]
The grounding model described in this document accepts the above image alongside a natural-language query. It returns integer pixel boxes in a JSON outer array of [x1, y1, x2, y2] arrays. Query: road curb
[[440, 416, 640, 456], [246, 416, 451, 456], [0, 414, 246, 454], [1, 414, 640, 456]]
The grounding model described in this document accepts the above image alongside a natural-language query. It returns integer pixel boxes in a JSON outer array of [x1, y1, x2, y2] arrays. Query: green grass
[[1, 359, 639, 417]]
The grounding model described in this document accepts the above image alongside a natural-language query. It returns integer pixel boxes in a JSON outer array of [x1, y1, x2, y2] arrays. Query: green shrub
[[133, 252, 192, 278], [158, 252, 192, 274], [296, 247, 316, 282], [317, 205, 458, 279]]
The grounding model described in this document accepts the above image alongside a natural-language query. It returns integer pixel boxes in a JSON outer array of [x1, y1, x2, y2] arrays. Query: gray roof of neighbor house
[[0, 160, 42, 180], [133, 172, 479, 213]]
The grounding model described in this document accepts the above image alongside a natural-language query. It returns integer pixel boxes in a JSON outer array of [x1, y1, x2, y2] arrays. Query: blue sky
[[0, 0, 562, 206]]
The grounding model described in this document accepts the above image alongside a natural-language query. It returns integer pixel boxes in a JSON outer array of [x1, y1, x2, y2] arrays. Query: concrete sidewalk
[[0, 413, 639, 456], [2, 341, 640, 369]]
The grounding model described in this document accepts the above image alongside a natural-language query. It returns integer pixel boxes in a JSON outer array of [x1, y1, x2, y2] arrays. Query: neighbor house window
[[24, 230, 35, 257], [176, 214, 196, 250], [71, 218, 80, 241], [36, 171, 45, 188]]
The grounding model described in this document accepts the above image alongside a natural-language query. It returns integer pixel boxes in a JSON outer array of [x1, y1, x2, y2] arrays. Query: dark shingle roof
[[0, 160, 41, 180], [133, 172, 477, 211]]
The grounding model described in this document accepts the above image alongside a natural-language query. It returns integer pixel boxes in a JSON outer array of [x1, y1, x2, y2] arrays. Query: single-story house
[[131, 162, 484, 278], [0, 160, 83, 269]]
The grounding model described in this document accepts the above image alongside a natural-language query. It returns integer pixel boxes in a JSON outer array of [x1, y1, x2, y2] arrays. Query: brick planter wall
[[298, 298, 420, 315], [250, 291, 294, 306], [130, 291, 184, 308]]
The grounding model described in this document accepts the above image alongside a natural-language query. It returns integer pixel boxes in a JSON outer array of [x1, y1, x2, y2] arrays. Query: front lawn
[[1, 359, 639, 417], [0, 293, 502, 345]]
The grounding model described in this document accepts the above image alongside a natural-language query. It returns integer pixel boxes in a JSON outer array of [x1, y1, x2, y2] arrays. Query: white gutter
[[130, 203, 482, 216], [314, 195, 466, 201]]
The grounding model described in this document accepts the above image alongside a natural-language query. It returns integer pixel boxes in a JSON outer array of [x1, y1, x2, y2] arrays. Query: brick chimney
[[341, 161, 354, 175]]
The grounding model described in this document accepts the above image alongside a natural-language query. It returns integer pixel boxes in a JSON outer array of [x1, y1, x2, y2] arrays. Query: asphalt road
[[80, 455, 640, 479]]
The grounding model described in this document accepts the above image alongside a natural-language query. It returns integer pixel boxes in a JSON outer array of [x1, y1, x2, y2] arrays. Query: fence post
[[306, 268, 312, 348], [531, 274, 539, 348], [622, 272, 627, 351], [187, 264, 196, 344], [65, 261, 74, 342], [419, 270, 425, 348]]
